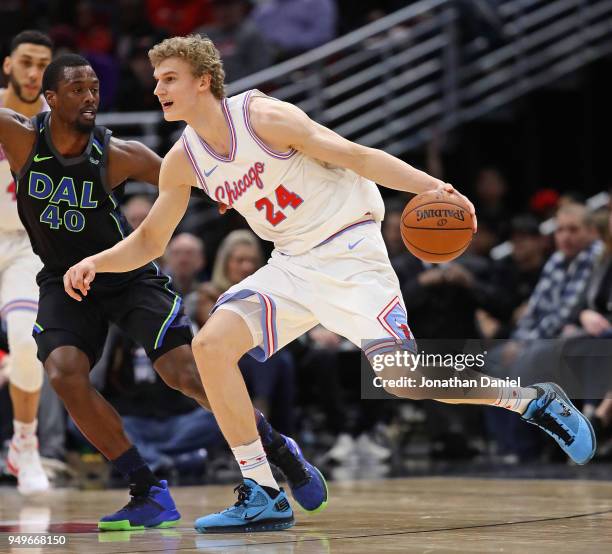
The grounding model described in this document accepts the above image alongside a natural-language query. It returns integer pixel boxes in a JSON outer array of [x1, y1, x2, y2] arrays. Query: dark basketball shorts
[[32, 270, 193, 367]]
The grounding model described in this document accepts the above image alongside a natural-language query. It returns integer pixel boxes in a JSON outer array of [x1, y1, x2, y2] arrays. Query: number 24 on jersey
[[256, 184, 303, 226]]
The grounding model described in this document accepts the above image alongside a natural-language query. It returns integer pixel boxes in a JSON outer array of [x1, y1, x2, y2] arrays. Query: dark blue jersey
[[15, 112, 152, 287]]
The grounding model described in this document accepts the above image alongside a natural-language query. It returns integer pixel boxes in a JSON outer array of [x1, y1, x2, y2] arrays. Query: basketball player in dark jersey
[[0, 54, 326, 530]]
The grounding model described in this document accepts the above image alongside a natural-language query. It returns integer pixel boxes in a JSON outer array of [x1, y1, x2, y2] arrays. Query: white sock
[[231, 438, 279, 491], [13, 419, 38, 447], [492, 387, 535, 414]]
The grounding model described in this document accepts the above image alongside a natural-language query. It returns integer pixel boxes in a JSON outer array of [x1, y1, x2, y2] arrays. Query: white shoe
[[7, 438, 50, 495], [355, 433, 391, 462], [325, 433, 357, 463]]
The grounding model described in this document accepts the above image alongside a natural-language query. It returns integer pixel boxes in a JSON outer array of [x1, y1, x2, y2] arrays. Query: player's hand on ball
[[64, 259, 97, 301], [434, 182, 477, 233]]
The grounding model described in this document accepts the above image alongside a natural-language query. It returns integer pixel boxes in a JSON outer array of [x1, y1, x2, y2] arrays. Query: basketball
[[400, 190, 474, 263]]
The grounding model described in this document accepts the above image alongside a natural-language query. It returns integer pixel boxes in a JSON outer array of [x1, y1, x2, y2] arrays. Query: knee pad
[[5, 311, 43, 392]]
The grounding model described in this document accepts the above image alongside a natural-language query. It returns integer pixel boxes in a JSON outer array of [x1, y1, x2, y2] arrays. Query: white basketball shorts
[[0, 230, 41, 322], [213, 219, 415, 361]]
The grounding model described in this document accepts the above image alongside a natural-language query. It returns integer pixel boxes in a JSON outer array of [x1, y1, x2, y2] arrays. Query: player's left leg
[[189, 259, 329, 532], [192, 309, 295, 533], [152, 333, 313, 489], [1, 242, 49, 495]]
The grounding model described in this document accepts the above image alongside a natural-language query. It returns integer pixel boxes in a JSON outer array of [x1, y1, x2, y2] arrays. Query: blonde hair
[[211, 230, 263, 293], [148, 35, 226, 99]]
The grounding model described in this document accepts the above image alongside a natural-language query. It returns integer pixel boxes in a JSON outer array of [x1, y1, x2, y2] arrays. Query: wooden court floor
[[0, 477, 611, 553]]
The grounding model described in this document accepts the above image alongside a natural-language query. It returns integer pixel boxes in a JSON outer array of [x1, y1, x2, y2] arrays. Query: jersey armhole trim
[[100, 128, 113, 195], [181, 132, 210, 196], [243, 90, 297, 160]]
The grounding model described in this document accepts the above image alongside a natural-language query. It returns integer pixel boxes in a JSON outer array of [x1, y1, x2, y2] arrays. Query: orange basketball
[[400, 190, 474, 263]]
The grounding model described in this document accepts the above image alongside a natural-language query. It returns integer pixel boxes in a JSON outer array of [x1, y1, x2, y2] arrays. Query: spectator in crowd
[[473, 167, 511, 240], [512, 203, 602, 341], [123, 194, 155, 230], [478, 214, 549, 339], [251, 0, 338, 60], [564, 208, 612, 442], [163, 233, 207, 296], [210, 229, 263, 293], [529, 188, 560, 221], [115, 40, 161, 112], [466, 219, 499, 258], [197, 0, 273, 83], [395, 255, 505, 341], [486, 203, 603, 462]]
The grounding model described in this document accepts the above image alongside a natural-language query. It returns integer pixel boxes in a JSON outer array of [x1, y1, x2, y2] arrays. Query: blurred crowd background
[[1, 0, 612, 488]]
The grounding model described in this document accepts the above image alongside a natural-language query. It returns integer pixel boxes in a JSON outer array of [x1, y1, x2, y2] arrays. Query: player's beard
[[9, 73, 40, 104], [74, 117, 96, 134], [74, 119, 96, 135]]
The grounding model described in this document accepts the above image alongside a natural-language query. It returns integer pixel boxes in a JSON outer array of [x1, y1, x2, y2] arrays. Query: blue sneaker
[[194, 479, 294, 533], [98, 480, 181, 531], [257, 416, 328, 512], [522, 383, 596, 465], [280, 436, 329, 512]]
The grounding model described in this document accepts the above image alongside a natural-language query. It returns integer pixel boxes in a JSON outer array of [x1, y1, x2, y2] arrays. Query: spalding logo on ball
[[401, 190, 474, 263]]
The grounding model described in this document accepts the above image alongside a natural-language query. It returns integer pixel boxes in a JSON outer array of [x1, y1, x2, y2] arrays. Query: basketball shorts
[[0, 230, 44, 391], [213, 220, 416, 361], [33, 268, 192, 367], [0, 231, 41, 322]]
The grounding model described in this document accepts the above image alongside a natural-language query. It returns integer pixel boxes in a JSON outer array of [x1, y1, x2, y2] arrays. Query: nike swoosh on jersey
[[33, 154, 53, 162], [204, 165, 218, 177], [348, 237, 365, 250]]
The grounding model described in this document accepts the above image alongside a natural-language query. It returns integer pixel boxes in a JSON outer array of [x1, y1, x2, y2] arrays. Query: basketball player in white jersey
[[65, 35, 596, 532], [1, 31, 53, 494]]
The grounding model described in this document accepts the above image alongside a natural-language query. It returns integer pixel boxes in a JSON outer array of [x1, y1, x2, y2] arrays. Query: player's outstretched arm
[[250, 98, 476, 230], [63, 144, 192, 300], [0, 108, 37, 171]]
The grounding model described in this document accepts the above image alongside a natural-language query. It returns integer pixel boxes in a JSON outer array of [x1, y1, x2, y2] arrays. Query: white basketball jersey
[[0, 89, 49, 232], [181, 90, 385, 255]]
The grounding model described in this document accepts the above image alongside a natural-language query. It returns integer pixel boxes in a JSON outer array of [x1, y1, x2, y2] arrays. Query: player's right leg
[[5, 310, 49, 495], [381, 363, 596, 465], [0, 238, 48, 495], [309, 221, 596, 466], [34, 278, 180, 530]]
